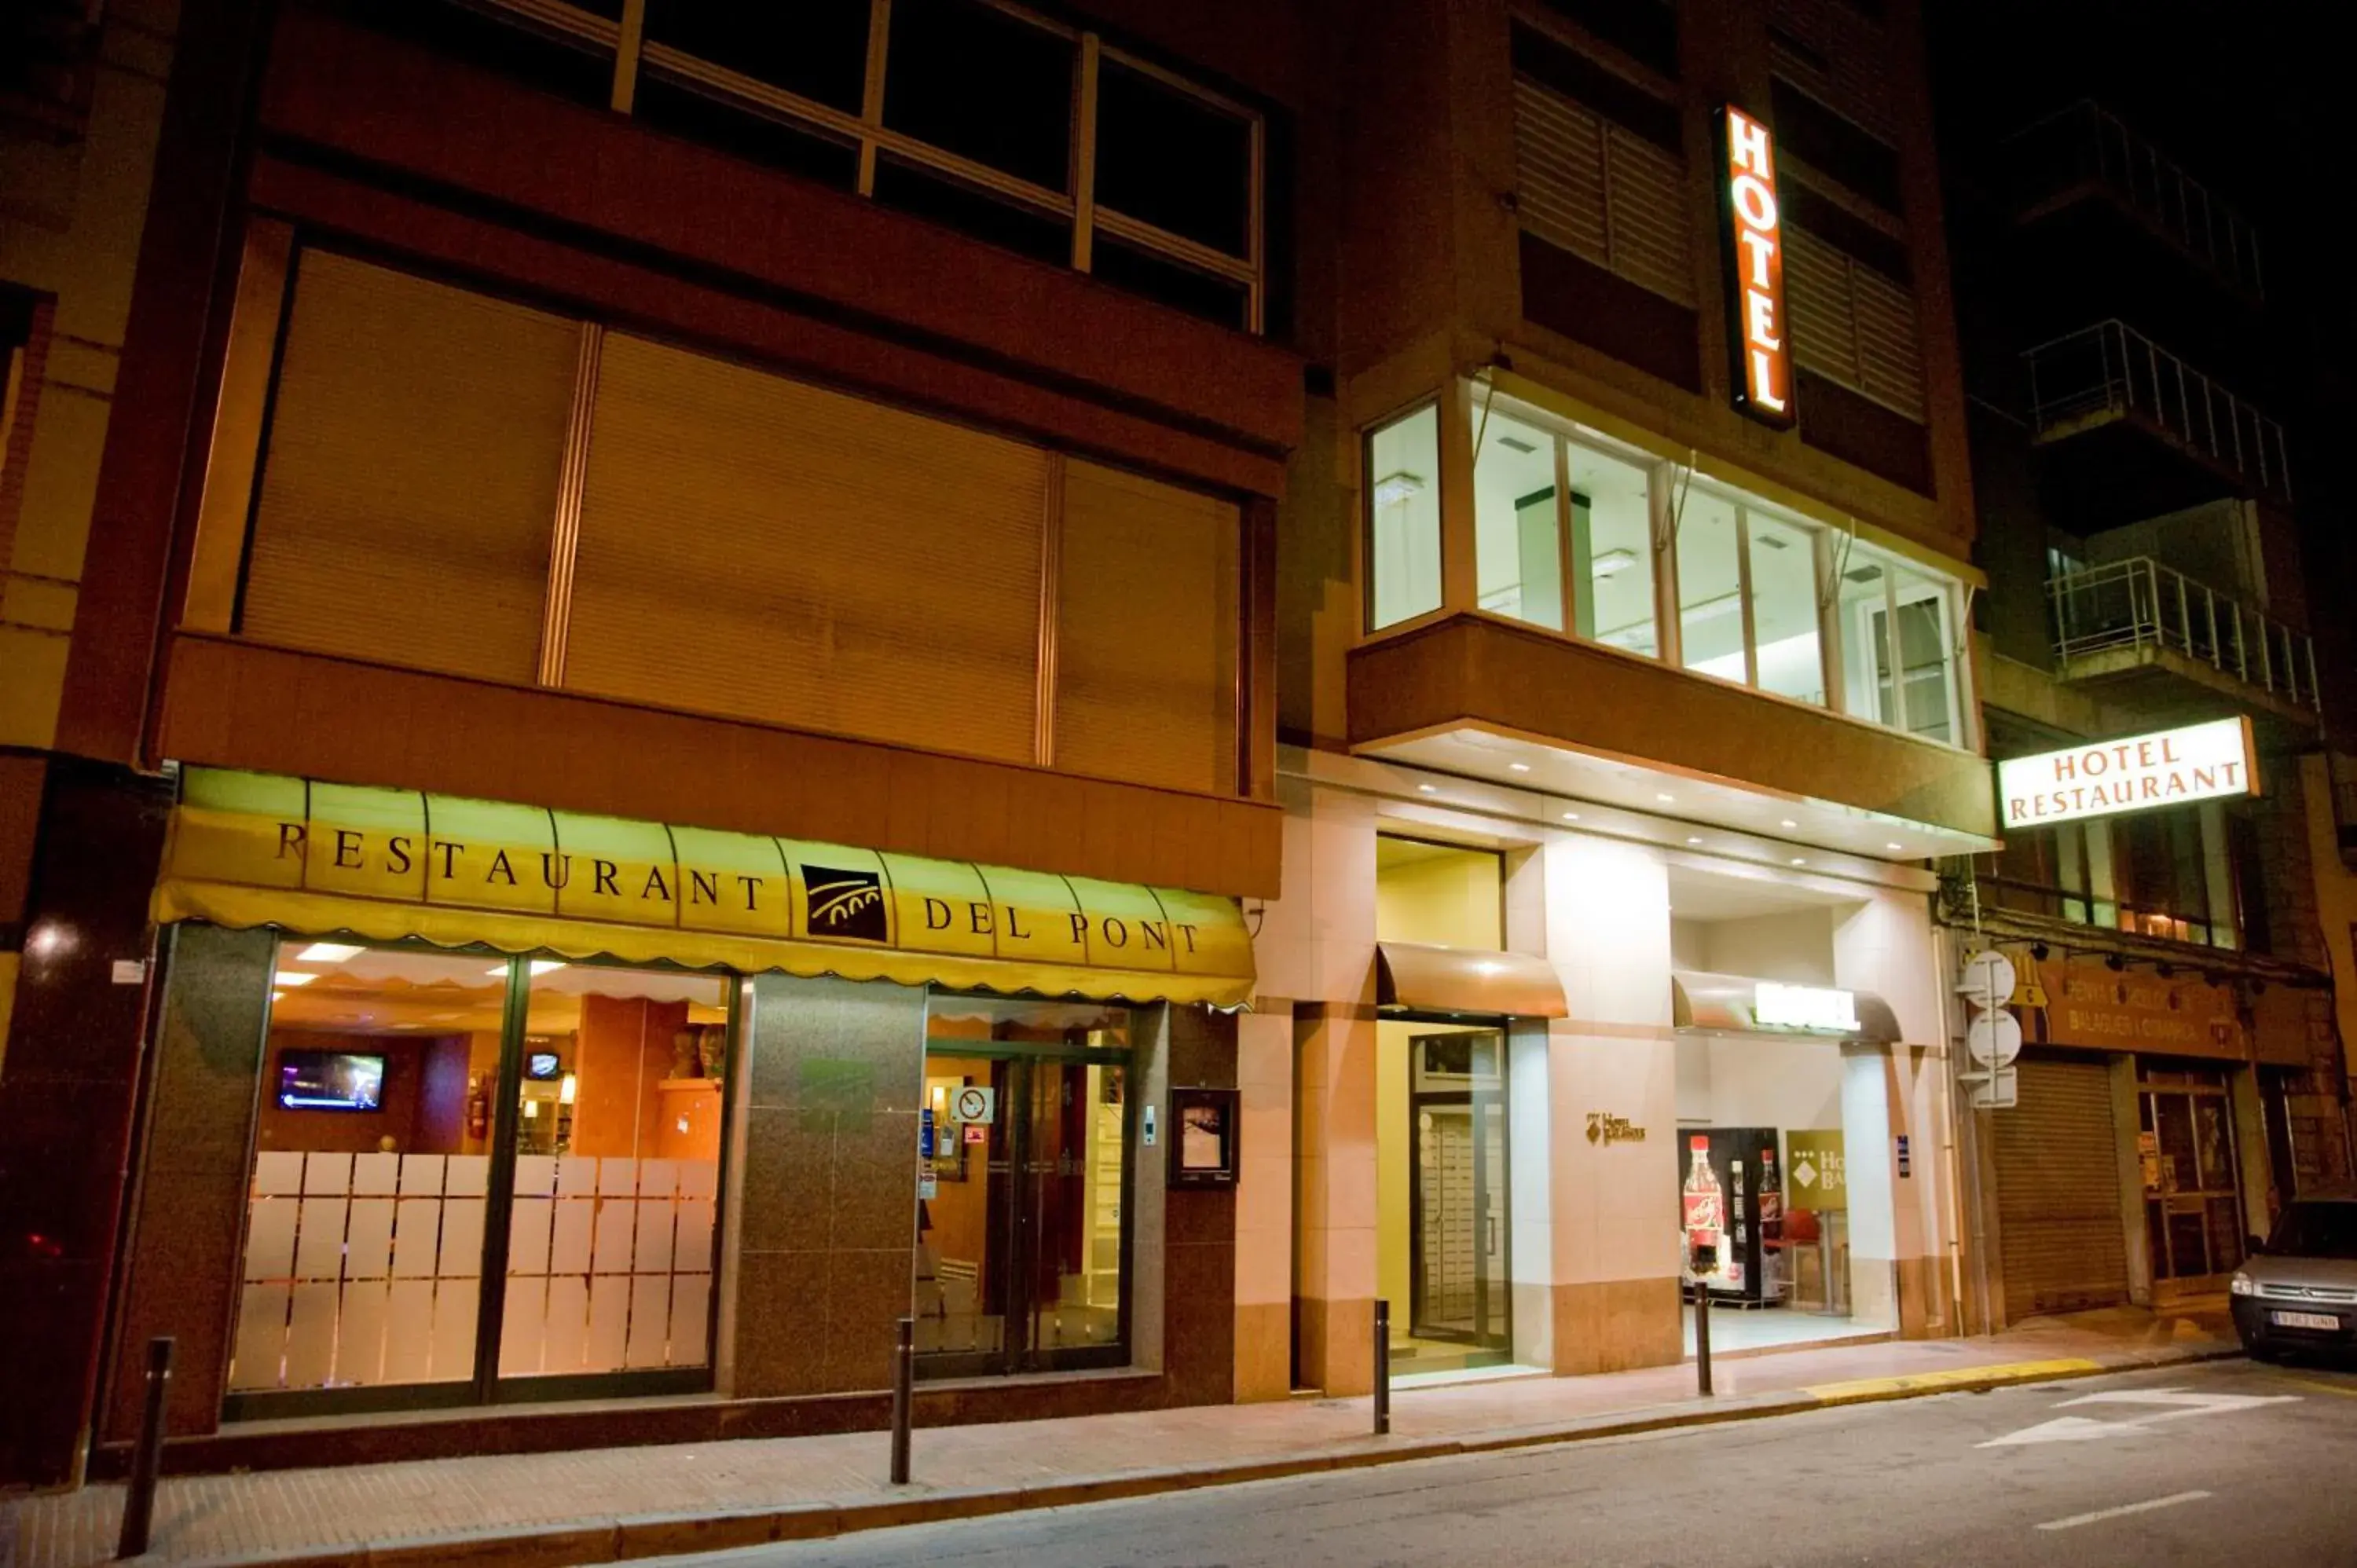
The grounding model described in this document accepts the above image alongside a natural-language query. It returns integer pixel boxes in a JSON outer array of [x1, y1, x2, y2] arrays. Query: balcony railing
[[2024, 321, 2292, 504], [2003, 100, 2264, 297], [2049, 555, 2319, 713]]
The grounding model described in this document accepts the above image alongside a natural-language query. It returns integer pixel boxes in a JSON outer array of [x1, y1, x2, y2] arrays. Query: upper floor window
[[1370, 387, 1970, 749], [1979, 802, 2249, 951], [218, 248, 1245, 799], [383, 0, 1269, 332]]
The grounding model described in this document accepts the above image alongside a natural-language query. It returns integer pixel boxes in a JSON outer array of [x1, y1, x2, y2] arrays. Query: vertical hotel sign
[[1717, 105, 1794, 428]]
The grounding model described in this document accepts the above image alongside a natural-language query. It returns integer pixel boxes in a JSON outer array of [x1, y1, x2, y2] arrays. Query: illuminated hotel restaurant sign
[[1716, 104, 1794, 429], [1996, 716, 2259, 830]]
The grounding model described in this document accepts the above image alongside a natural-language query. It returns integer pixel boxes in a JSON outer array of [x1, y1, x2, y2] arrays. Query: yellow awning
[[154, 769, 1255, 1008]]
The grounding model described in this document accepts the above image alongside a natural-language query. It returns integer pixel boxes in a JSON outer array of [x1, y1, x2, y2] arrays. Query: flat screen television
[[277, 1049, 386, 1112]]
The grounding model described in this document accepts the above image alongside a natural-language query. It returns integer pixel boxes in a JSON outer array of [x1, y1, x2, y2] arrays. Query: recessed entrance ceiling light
[[1685, 836, 1703, 845], [1886, 841, 1904, 852], [1789, 858, 1807, 866], [1560, 811, 1579, 822], [1417, 783, 1438, 794], [1509, 762, 1531, 773], [1780, 819, 1798, 830], [1655, 793, 1674, 804]]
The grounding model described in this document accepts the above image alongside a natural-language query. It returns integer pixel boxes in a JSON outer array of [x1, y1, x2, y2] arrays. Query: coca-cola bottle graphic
[[1683, 1134, 1724, 1270]]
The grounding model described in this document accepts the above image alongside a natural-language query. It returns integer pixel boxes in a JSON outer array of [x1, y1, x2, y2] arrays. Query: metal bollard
[[1691, 1281, 1713, 1398], [1372, 1298, 1391, 1436], [888, 1316, 914, 1485], [119, 1335, 175, 1559]]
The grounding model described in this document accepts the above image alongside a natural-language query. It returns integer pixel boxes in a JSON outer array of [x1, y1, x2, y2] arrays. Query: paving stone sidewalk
[[1, 1307, 2236, 1568]]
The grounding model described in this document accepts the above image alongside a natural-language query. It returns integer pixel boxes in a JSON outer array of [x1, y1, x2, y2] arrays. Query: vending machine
[[1684, 1127, 1783, 1303]]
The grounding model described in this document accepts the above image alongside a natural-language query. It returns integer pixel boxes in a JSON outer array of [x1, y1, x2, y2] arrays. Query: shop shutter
[[1785, 228, 1925, 423], [240, 251, 577, 684], [1513, 76, 1694, 307], [562, 333, 1044, 764], [1054, 460, 1238, 795], [1993, 1055, 2132, 1322]]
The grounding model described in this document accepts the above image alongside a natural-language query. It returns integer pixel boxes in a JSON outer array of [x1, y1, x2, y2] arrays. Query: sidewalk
[[2, 1307, 2236, 1568]]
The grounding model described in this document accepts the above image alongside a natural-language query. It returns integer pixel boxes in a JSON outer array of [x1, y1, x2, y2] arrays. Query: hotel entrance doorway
[[1407, 1029, 1509, 1361]]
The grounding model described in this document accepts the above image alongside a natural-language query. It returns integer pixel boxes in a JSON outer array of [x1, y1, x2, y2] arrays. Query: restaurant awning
[[1375, 941, 1568, 1018], [152, 768, 1256, 1007], [1672, 970, 1901, 1044]]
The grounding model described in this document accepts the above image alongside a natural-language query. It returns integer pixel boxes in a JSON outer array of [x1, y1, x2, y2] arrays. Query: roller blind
[[1513, 76, 1695, 306], [1055, 460, 1237, 795], [240, 251, 577, 683], [1786, 227, 1926, 421], [563, 333, 1046, 764]]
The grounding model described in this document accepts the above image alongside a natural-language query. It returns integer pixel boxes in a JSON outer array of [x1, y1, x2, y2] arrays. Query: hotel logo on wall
[[1717, 104, 1794, 429], [1996, 717, 2259, 830]]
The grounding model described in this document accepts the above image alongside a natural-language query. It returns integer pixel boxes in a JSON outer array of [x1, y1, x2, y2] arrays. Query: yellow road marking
[[1806, 1357, 2105, 1404], [2260, 1373, 2357, 1398]]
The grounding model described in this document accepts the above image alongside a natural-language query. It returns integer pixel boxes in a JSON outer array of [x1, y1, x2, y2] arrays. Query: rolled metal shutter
[[1054, 460, 1237, 795], [1994, 1054, 2132, 1322], [1603, 128, 1696, 306], [1784, 228, 1860, 388], [562, 332, 1046, 765], [1786, 229, 1926, 422], [1513, 75, 1693, 307], [1513, 76, 1607, 265], [1849, 263, 1926, 421], [240, 250, 578, 684]]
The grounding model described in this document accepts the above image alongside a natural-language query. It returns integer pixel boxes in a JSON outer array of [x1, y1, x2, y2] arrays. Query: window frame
[[492, 0, 1269, 331], [1402, 386, 1975, 749]]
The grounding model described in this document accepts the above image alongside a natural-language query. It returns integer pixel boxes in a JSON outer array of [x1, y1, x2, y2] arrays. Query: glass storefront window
[[1472, 410, 1563, 630], [1746, 511, 1826, 705], [226, 942, 733, 1409], [500, 963, 730, 1379], [1569, 440, 1659, 657], [229, 946, 510, 1397], [916, 994, 1134, 1376], [1674, 488, 1743, 681], [1367, 404, 1443, 631]]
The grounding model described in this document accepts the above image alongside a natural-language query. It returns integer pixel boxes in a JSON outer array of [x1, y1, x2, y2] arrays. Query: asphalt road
[[648, 1357, 2357, 1568]]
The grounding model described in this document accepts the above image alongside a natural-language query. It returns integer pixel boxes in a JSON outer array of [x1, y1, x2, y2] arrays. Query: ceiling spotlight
[[1686, 836, 1703, 845], [1656, 793, 1674, 804], [1560, 811, 1579, 822], [1509, 762, 1531, 773], [1789, 858, 1806, 866], [1885, 842, 1904, 852], [1417, 783, 1438, 794], [1780, 819, 1798, 830]]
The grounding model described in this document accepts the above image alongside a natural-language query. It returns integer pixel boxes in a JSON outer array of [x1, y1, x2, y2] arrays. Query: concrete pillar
[[1538, 834, 1680, 1374], [1233, 1005, 1294, 1400]]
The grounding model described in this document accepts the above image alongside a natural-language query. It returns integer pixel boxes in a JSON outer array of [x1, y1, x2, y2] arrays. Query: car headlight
[[2230, 1271, 2256, 1296]]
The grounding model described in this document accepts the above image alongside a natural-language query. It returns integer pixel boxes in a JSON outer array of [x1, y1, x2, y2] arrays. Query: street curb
[[155, 1343, 2241, 1568]]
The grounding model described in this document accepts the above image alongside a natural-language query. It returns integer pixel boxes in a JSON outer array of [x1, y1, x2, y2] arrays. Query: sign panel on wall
[[1785, 1129, 1847, 1211], [1716, 104, 1794, 428], [1995, 717, 2258, 830]]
